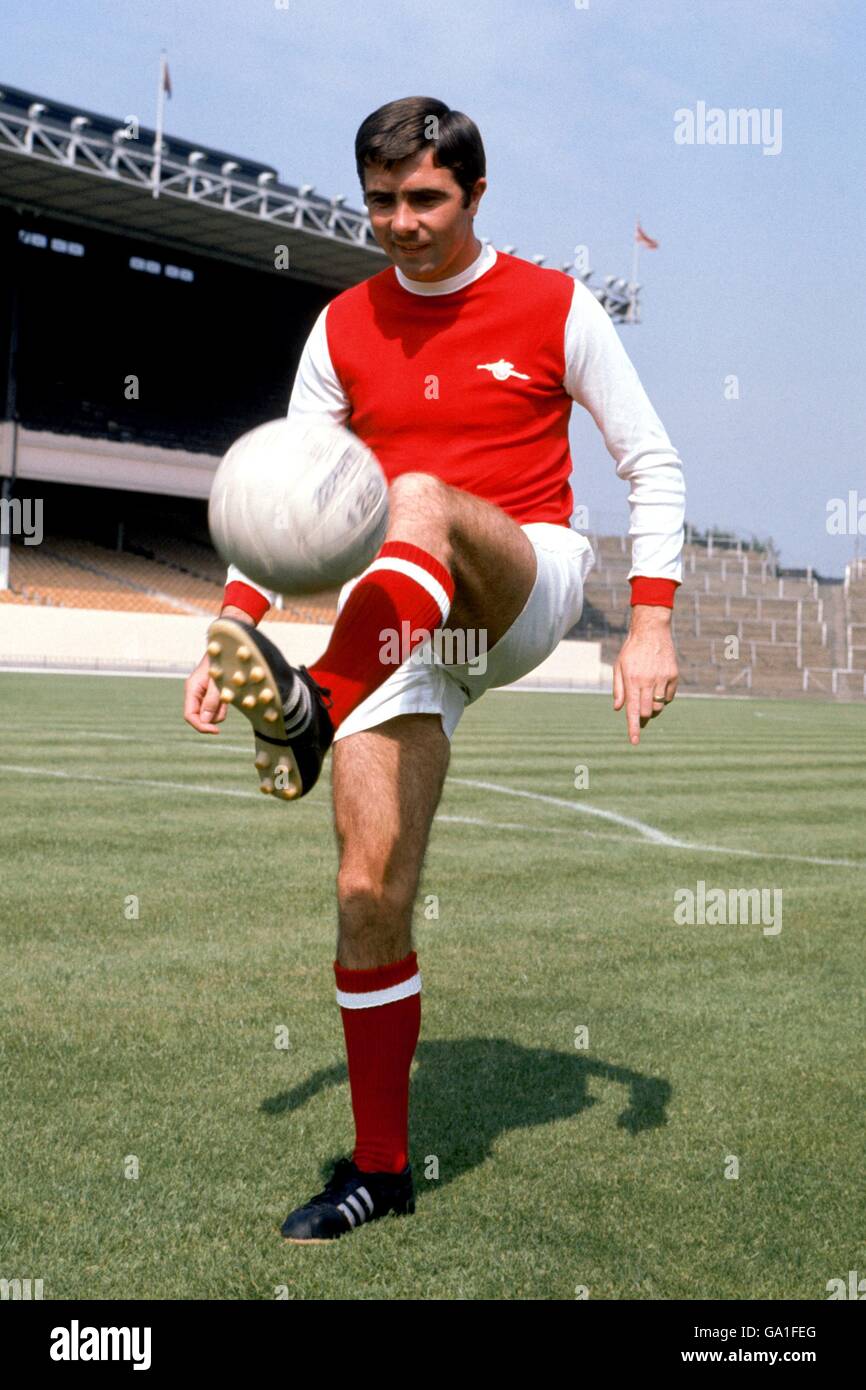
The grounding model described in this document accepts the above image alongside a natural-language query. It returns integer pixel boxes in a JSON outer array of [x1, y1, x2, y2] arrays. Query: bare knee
[[337, 867, 415, 925], [387, 473, 455, 566], [336, 867, 416, 962], [389, 471, 449, 509]]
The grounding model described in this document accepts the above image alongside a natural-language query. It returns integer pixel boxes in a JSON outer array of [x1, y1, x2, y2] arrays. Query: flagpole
[[628, 215, 640, 323], [152, 51, 167, 199]]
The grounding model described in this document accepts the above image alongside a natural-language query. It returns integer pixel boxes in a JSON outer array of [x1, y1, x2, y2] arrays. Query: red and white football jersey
[[224, 243, 685, 615]]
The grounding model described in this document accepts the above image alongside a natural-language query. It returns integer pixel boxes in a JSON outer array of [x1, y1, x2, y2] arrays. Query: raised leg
[[307, 473, 538, 733], [383, 472, 537, 647]]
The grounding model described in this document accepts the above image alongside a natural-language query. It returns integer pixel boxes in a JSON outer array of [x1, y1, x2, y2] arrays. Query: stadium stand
[[0, 82, 374, 643], [846, 559, 866, 667], [572, 530, 865, 700], [3, 515, 862, 698], [3, 530, 340, 624]]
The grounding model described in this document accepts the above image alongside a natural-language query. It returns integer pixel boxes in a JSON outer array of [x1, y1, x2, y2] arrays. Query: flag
[[635, 223, 658, 250], [161, 55, 172, 99]]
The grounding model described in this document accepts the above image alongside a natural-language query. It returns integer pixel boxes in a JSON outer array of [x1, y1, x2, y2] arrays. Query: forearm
[[624, 456, 685, 612]]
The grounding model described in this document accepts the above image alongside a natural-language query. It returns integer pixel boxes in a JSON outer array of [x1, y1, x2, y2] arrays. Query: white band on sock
[[361, 557, 451, 624], [336, 971, 422, 1010]]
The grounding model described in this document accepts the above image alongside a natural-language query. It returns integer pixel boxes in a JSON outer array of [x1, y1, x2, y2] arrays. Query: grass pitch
[[0, 673, 864, 1300]]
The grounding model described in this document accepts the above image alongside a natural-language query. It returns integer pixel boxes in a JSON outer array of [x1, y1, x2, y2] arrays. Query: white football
[[208, 418, 389, 595]]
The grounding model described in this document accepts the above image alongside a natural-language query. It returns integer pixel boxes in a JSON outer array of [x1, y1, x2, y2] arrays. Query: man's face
[[363, 146, 486, 282]]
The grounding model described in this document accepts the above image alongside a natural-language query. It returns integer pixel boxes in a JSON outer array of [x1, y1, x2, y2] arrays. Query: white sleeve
[[563, 278, 685, 583], [286, 302, 352, 426], [223, 304, 352, 600], [224, 562, 274, 603]]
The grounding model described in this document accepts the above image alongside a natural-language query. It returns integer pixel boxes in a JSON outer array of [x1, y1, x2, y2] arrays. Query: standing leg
[[331, 712, 450, 1172]]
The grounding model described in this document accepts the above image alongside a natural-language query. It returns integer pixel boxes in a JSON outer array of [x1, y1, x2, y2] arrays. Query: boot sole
[[206, 617, 303, 801]]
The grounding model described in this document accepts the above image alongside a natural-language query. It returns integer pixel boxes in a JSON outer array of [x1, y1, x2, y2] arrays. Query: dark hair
[[355, 97, 486, 208]]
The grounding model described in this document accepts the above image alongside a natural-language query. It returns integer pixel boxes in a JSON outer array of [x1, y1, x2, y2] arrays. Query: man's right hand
[[183, 651, 227, 734], [184, 603, 258, 734]]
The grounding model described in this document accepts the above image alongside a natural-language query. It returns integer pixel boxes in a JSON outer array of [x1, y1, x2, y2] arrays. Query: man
[[184, 97, 684, 1243]]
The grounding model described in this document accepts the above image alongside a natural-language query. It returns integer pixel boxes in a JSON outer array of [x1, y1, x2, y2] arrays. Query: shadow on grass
[[262, 1040, 671, 1192]]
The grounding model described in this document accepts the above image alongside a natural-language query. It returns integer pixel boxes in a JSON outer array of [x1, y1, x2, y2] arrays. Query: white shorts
[[332, 522, 596, 743]]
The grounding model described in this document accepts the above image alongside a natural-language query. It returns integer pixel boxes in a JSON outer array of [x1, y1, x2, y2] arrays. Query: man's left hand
[[612, 605, 679, 745]]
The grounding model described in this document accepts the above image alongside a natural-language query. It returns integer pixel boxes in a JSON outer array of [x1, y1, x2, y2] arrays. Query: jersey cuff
[[629, 576, 679, 608], [223, 580, 271, 623]]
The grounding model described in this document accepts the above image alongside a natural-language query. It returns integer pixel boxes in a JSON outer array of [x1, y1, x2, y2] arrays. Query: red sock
[[334, 950, 422, 1174], [309, 541, 455, 729]]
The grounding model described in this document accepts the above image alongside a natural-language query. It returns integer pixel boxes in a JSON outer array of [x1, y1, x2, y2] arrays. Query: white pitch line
[[657, 838, 865, 869], [0, 727, 130, 739], [450, 777, 865, 869], [437, 813, 577, 837], [0, 729, 255, 753], [0, 764, 593, 839], [49, 730, 129, 740], [0, 764, 263, 801], [0, 762, 861, 870], [0, 730, 252, 752], [451, 777, 680, 845]]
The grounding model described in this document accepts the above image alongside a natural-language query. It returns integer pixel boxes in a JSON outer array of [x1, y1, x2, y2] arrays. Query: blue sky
[[5, 0, 863, 574]]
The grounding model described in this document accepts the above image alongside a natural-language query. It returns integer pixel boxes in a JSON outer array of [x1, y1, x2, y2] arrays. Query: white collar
[[394, 241, 498, 296]]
